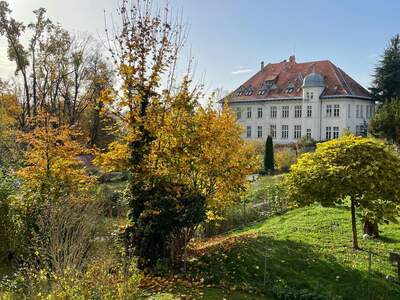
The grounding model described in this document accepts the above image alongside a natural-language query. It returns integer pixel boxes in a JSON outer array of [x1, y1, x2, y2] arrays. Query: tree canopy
[[370, 34, 400, 102], [283, 135, 400, 248]]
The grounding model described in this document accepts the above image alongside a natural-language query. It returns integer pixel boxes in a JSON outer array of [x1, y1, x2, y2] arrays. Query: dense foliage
[[370, 34, 400, 102], [369, 100, 400, 144], [264, 136, 274, 174], [284, 135, 400, 248]]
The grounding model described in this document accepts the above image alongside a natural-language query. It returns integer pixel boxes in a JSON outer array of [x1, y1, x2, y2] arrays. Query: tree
[[264, 135, 274, 174], [0, 81, 21, 167], [0, 2, 113, 136], [16, 112, 92, 201], [370, 34, 400, 102], [96, 0, 256, 268], [283, 135, 400, 249], [369, 100, 400, 144]]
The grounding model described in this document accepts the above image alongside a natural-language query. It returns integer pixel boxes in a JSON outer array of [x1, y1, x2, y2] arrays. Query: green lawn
[[186, 205, 400, 299]]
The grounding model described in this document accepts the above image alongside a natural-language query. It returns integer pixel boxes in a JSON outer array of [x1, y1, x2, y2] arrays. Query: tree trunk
[[363, 220, 379, 238], [350, 198, 359, 250]]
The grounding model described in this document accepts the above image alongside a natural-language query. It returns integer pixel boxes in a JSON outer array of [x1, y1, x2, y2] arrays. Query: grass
[[186, 205, 400, 299]]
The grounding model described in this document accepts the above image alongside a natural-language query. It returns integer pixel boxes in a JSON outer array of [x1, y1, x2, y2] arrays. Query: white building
[[225, 56, 375, 144]]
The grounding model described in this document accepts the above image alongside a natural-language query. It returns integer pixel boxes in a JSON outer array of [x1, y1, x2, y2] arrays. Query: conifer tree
[[370, 34, 400, 102], [264, 135, 274, 174]]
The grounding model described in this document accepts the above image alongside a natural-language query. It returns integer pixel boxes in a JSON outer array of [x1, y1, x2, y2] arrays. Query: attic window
[[245, 87, 254, 96], [286, 88, 294, 93], [258, 89, 267, 95], [236, 87, 245, 96]]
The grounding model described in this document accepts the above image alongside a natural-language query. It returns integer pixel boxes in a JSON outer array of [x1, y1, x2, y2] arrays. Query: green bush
[[0, 170, 20, 262], [124, 176, 207, 270]]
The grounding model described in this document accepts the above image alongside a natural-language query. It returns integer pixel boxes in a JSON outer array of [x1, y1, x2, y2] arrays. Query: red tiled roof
[[229, 58, 371, 101]]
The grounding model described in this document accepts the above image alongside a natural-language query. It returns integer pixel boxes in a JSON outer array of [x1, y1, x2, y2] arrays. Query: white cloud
[[231, 68, 253, 75]]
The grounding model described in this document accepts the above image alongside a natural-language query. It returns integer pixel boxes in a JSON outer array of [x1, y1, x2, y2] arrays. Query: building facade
[[226, 56, 374, 144]]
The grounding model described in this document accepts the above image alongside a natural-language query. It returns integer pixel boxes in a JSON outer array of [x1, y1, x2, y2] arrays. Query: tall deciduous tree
[[284, 135, 400, 249], [264, 135, 274, 174], [370, 34, 400, 102], [0, 1, 113, 138], [96, 0, 256, 268]]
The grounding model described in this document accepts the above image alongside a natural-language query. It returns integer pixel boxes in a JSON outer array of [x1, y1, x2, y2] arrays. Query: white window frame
[[333, 104, 340, 117], [326, 126, 332, 140], [294, 105, 302, 118], [257, 107, 263, 119], [307, 105, 312, 118], [270, 106, 277, 118], [294, 125, 301, 139], [333, 126, 339, 139], [282, 106, 289, 118], [236, 108, 241, 120], [326, 105, 332, 117], [270, 125, 276, 138], [247, 107, 252, 119], [282, 125, 289, 139], [246, 126, 251, 138], [306, 128, 312, 139], [257, 126, 263, 138]]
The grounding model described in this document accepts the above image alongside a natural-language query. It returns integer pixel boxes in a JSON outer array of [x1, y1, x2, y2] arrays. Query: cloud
[[231, 68, 253, 75]]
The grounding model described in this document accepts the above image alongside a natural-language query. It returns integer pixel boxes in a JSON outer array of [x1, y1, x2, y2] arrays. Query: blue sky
[[1, 0, 399, 93]]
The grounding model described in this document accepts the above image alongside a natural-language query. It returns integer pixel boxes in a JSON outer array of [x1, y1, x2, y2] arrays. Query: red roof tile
[[229, 58, 371, 101]]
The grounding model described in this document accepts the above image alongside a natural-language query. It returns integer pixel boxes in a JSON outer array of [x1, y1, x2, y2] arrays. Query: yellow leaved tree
[[17, 112, 92, 201]]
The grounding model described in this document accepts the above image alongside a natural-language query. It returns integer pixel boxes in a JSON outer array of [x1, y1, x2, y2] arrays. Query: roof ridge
[[336, 67, 354, 95], [327, 61, 349, 94]]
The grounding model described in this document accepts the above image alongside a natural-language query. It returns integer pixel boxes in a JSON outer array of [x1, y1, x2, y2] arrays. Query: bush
[[0, 170, 21, 263], [124, 176, 207, 270], [31, 197, 100, 275], [275, 148, 297, 173], [0, 257, 142, 299]]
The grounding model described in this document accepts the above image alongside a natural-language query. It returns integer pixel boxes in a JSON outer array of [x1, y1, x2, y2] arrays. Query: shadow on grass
[[188, 235, 400, 300], [378, 235, 400, 244]]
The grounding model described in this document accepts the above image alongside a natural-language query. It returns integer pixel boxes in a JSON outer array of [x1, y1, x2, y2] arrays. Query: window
[[326, 105, 332, 117], [236, 108, 241, 120], [294, 125, 301, 139], [282, 106, 289, 118], [246, 126, 251, 138], [295, 105, 302, 118], [257, 126, 263, 138], [282, 125, 289, 139], [333, 126, 339, 139], [356, 104, 360, 118], [306, 92, 310, 100], [334, 104, 340, 117], [247, 107, 252, 119], [310, 92, 314, 99], [325, 126, 332, 140], [257, 107, 263, 118], [306, 128, 312, 139], [356, 125, 365, 136], [360, 105, 364, 118], [270, 106, 277, 118], [245, 87, 254, 96], [347, 104, 351, 118], [307, 105, 312, 117], [270, 125, 276, 138]]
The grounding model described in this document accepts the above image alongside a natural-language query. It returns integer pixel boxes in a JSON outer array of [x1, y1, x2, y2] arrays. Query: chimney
[[261, 61, 265, 71], [289, 55, 296, 63]]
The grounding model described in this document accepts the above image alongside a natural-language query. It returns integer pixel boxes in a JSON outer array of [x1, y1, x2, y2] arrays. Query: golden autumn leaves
[[94, 66, 258, 215]]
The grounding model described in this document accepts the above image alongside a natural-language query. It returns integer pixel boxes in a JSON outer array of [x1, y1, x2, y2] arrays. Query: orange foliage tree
[[17, 112, 92, 202]]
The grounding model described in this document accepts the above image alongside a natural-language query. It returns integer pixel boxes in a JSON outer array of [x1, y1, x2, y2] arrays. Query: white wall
[[230, 96, 375, 144]]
